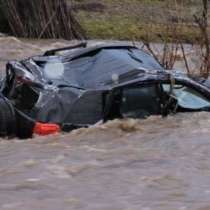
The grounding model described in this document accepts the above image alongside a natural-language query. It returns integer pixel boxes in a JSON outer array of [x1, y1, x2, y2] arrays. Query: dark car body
[[1, 43, 210, 138]]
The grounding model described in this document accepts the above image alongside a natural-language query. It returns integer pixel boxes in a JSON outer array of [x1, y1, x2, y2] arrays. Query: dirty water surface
[[0, 37, 210, 210]]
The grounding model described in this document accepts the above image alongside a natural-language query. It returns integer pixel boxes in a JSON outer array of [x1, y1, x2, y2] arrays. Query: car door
[[104, 83, 162, 120]]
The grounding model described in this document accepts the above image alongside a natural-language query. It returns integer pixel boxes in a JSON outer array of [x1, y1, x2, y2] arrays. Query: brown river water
[[0, 37, 210, 210]]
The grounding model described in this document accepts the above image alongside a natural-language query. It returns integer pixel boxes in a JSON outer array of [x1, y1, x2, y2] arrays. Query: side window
[[162, 84, 210, 110], [120, 85, 161, 118]]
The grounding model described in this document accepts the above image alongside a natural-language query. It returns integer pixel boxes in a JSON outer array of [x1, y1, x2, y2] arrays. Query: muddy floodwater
[[0, 37, 210, 210]]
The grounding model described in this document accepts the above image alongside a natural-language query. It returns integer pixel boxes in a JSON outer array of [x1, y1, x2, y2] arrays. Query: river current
[[0, 37, 210, 210]]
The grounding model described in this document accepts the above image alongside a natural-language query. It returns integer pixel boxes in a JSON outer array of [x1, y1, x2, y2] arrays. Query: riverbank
[[0, 0, 206, 42], [73, 0, 203, 42]]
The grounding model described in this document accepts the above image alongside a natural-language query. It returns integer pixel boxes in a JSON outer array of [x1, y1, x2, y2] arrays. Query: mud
[[0, 37, 210, 210]]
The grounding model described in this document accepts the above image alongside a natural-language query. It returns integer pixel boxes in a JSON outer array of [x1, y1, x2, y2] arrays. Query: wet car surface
[[1, 39, 210, 138]]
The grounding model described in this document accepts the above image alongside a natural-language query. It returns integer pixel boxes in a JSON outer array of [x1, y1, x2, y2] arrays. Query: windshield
[[162, 84, 210, 110]]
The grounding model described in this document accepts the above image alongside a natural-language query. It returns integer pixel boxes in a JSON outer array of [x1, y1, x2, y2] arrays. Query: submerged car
[[0, 42, 210, 138]]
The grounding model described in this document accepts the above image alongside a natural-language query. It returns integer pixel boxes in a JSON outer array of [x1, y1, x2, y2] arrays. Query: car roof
[[62, 43, 139, 61], [24, 44, 164, 89]]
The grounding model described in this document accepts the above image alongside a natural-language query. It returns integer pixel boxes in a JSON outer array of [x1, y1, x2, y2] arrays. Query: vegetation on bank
[[73, 0, 205, 42], [79, 17, 200, 42], [0, 0, 86, 39], [0, 0, 207, 42]]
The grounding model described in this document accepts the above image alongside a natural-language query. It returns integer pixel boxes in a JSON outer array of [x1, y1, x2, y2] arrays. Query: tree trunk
[[0, 0, 86, 40]]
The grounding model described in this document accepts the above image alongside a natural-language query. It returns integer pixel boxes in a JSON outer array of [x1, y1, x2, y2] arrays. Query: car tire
[[0, 98, 16, 137]]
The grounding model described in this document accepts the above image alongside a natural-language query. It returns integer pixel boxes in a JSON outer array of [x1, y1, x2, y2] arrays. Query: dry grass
[[73, 0, 205, 42]]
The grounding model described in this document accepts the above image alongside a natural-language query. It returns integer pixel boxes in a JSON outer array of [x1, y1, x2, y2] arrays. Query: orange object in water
[[33, 122, 61, 136]]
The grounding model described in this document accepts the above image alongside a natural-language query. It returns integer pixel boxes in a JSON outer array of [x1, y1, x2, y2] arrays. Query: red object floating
[[33, 122, 60, 136]]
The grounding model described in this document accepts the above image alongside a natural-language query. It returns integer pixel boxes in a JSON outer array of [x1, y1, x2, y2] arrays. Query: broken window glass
[[162, 84, 210, 110]]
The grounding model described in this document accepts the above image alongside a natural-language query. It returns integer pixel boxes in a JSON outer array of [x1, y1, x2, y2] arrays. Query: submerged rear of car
[[0, 43, 210, 139]]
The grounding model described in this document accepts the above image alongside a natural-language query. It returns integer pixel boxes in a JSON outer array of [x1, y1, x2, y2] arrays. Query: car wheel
[[0, 98, 16, 137]]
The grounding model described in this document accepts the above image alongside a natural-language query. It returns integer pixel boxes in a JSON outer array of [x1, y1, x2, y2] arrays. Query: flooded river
[[0, 37, 210, 210]]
